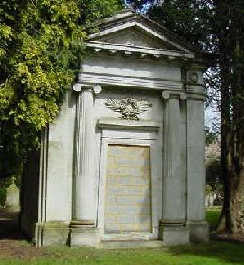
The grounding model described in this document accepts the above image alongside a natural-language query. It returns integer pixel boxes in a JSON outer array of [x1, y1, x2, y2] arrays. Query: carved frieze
[[105, 98, 152, 120], [188, 72, 199, 84]]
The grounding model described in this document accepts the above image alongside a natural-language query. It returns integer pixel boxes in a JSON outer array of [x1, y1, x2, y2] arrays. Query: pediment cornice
[[86, 10, 203, 61], [86, 41, 194, 60]]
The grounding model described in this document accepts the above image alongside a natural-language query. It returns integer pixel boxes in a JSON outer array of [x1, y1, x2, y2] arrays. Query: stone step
[[100, 240, 164, 249]]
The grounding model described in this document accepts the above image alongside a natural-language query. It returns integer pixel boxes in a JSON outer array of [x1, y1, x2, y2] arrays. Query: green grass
[[206, 206, 221, 229], [1, 208, 242, 265], [0, 241, 243, 265]]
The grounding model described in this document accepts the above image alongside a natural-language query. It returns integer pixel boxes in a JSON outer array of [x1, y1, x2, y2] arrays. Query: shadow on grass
[[0, 210, 26, 240], [168, 240, 244, 264], [176, 207, 243, 263]]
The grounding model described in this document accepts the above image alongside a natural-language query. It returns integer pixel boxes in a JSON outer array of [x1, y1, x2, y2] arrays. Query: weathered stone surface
[[105, 145, 151, 233], [162, 226, 190, 246], [21, 10, 208, 247], [69, 227, 100, 248]]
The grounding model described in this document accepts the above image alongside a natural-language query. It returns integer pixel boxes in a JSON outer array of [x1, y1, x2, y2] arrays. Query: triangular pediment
[[87, 10, 199, 58], [90, 25, 181, 52]]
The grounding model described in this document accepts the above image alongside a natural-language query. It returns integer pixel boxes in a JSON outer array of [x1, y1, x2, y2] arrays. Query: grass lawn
[[206, 206, 222, 230], [0, 241, 243, 265], [1, 207, 243, 265]]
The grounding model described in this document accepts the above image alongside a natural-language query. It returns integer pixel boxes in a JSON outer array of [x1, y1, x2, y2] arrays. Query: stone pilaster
[[160, 91, 189, 245], [69, 83, 101, 247], [185, 69, 209, 242]]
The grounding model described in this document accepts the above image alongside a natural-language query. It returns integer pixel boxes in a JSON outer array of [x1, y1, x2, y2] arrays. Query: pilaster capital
[[73, 83, 82, 92], [93, 84, 102, 95], [161, 90, 187, 100], [72, 83, 102, 95]]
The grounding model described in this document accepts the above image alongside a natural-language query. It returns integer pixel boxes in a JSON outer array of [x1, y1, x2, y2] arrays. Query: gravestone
[[205, 193, 217, 207], [5, 177, 20, 212]]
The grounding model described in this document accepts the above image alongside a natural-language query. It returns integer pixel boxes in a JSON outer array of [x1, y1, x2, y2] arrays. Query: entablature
[[86, 41, 194, 61]]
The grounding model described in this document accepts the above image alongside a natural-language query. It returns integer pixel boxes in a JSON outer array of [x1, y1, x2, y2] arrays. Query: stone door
[[104, 144, 152, 234]]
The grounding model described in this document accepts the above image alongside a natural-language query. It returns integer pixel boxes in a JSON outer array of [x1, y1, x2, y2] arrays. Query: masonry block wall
[[105, 145, 151, 233]]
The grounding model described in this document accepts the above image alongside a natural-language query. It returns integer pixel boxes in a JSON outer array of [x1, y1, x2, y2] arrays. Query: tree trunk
[[215, 0, 232, 232], [217, 0, 244, 234], [229, 22, 244, 233], [230, 170, 244, 233]]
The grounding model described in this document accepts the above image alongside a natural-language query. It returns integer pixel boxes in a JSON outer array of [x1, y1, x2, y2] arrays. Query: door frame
[[97, 122, 162, 240]]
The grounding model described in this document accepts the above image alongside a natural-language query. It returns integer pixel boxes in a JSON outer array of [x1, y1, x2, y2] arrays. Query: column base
[[69, 220, 100, 247], [69, 226, 100, 247], [159, 221, 189, 246], [187, 221, 209, 243], [34, 222, 70, 246]]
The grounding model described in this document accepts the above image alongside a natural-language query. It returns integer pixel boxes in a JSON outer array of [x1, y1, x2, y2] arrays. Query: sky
[[123, 0, 156, 14]]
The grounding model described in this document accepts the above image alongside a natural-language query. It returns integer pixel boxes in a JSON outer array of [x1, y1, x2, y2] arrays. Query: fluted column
[[160, 91, 189, 245], [162, 91, 186, 224], [71, 84, 101, 227]]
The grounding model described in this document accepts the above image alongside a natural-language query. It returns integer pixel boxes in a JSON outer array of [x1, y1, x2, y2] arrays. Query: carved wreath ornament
[[105, 98, 152, 120]]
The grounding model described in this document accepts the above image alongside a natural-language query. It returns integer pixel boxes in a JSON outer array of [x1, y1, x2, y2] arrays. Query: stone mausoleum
[[20, 10, 209, 247]]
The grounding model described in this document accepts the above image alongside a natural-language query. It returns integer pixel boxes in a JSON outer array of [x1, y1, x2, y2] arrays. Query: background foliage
[[0, 0, 122, 178]]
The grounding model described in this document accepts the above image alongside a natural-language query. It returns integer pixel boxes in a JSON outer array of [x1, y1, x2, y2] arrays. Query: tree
[[149, 0, 215, 52], [149, 0, 244, 234], [0, 0, 122, 178], [214, 0, 244, 233]]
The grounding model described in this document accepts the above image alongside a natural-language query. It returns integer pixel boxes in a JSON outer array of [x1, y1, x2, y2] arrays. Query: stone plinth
[[69, 226, 100, 247], [35, 222, 70, 247], [160, 221, 190, 246], [187, 221, 209, 243]]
